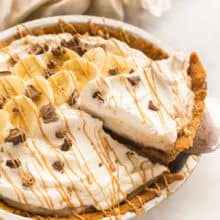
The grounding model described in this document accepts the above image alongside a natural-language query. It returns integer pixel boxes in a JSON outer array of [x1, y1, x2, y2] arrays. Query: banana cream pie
[[0, 21, 206, 218]]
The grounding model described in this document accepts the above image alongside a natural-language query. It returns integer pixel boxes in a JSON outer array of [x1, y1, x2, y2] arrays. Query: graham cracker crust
[[0, 19, 206, 218]]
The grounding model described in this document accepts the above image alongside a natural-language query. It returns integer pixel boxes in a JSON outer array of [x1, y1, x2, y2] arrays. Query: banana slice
[[83, 47, 106, 71], [0, 110, 11, 143], [104, 54, 136, 75], [49, 70, 76, 105], [0, 75, 25, 99], [64, 57, 100, 90], [26, 76, 54, 107], [12, 55, 44, 80], [4, 95, 39, 136], [43, 48, 79, 71]]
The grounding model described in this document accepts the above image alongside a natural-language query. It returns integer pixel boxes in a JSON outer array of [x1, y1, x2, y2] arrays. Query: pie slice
[[80, 52, 206, 164]]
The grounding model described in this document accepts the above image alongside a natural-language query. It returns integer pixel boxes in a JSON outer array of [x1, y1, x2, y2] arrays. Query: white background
[[127, 0, 220, 219]]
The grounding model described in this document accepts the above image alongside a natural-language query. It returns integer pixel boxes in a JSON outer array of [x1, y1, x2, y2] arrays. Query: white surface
[[128, 0, 220, 219]]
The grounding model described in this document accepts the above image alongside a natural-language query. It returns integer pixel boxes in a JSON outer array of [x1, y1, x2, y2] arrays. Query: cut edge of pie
[[0, 19, 206, 219]]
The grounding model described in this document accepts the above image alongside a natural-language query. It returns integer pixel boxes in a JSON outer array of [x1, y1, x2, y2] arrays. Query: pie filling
[[0, 31, 195, 214]]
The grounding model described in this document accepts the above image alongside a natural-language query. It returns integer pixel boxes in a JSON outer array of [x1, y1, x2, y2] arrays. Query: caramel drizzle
[[111, 39, 125, 57], [112, 38, 139, 70], [49, 77, 69, 100], [143, 68, 174, 119], [32, 141, 74, 208], [0, 165, 25, 204], [58, 19, 77, 34], [108, 95, 118, 111], [149, 63, 165, 124], [61, 111, 108, 212], [24, 142, 55, 208], [100, 132, 136, 188], [7, 152, 45, 208], [81, 120, 115, 207], [33, 78, 52, 103], [11, 98, 32, 135], [2, 77, 21, 95], [22, 98, 80, 208], [120, 76, 151, 124]]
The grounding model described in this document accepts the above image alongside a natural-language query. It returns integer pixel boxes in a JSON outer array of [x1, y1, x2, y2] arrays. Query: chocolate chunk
[[92, 91, 104, 103], [0, 70, 12, 76], [129, 69, 134, 74], [68, 89, 79, 106], [108, 67, 119, 75], [60, 135, 72, 151], [55, 130, 66, 139], [39, 103, 59, 123], [8, 54, 19, 66], [29, 43, 44, 55], [61, 36, 89, 56], [12, 107, 20, 112], [52, 160, 64, 173], [0, 94, 6, 108], [148, 100, 159, 111], [22, 174, 35, 187], [51, 46, 66, 57], [43, 68, 54, 79], [25, 85, 41, 100], [5, 128, 26, 145], [98, 163, 102, 167], [127, 76, 140, 86], [43, 44, 49, 51], [47, 60, 56, 69], [6, 159, 21, 168]]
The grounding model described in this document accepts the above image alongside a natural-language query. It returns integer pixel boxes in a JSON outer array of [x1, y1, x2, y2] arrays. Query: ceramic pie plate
[[0, 15, 202, 220]]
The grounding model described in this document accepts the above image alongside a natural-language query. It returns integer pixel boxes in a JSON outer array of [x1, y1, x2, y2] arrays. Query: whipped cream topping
[[80, 52, 194, 151], [0, 33, 169, 213]]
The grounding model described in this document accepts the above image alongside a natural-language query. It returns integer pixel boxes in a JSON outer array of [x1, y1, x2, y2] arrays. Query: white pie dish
[[0, 15, 202, 220]]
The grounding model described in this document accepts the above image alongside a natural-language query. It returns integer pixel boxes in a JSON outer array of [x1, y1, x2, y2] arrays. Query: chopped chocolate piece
[[98, 163, 102, 167], [47, 60, 56, 69], [127, 76, 140, 86], [51, 46, 66, 57], [61, 38, 75, 48], [0, 70, 11, 76], [39, 103, 59, 123], [55, 130, 66, 139], [12, 107, 20, 112], [92, 91, 104, 103], [68, 89, 79, 106], [29, 43, 44, 55], [25, 85, 41, 100], [60, 136, 72, 151], [43, 44, 49, 51], [61, 36, 89, 56], [8, 54, 19, 66], [43, 68, 54, 79], [148, 100, 159, 111], [6, 159, 21, 169], [52, 160, 64, 173], [5, 128, 26, 145], [0, 94, 6, 108], [108, 67, 119, 75], [129, 68, 134, 74], [22, 174, 35, 187]]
